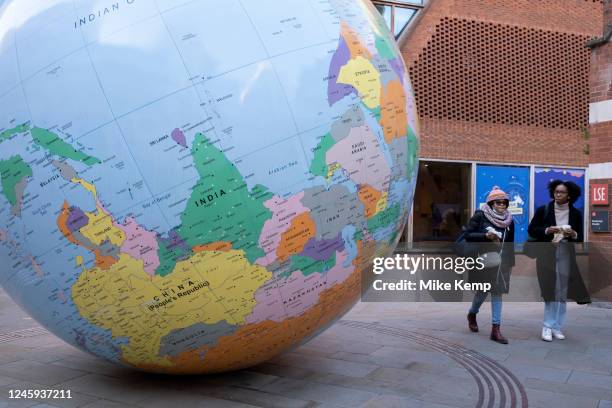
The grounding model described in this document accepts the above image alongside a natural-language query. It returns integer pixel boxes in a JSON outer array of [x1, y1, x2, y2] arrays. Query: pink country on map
[[325, 125, 391, 191], [171, 128, 187, 149], [246, 250, 354, 324], [115, 217, 160, 276], [325, 250, 356, 286], [256, 192, 309, 266]]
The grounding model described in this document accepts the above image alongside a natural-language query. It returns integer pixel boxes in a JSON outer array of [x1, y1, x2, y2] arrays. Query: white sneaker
[[541, 327, 553, 342], [552, 329, 566, 340]]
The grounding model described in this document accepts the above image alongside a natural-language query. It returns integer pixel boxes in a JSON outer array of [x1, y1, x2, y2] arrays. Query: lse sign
[[592, 184, 609, 205]]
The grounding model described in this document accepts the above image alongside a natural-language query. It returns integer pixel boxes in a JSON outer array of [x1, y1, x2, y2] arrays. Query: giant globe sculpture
[[0, 0, 419, 373]]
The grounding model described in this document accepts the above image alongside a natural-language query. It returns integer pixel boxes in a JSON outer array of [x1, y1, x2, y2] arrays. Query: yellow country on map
[[72, 249, 271, 367], [337, 56, 381, 110]]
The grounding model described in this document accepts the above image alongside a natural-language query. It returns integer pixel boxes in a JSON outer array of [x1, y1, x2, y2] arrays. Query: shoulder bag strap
[[495, 227, 508, 288]]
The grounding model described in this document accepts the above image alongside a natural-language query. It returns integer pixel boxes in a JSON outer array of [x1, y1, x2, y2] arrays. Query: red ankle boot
[[490, 324, 508, 344], [467, 313, 478, 332]]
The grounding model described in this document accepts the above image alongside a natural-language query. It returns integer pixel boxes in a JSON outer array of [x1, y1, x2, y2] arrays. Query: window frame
[[371, 0, 425, 39]]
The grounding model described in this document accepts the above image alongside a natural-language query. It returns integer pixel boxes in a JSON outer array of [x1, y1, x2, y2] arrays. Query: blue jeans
[[544, 244, 570, 330], [543, 301, 566, 330], [469, 291, 502, 325]]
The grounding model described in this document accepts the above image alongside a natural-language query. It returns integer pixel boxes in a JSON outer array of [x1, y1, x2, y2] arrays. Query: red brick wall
[[590, 42, 612, 104], [400, 0, 603, 166], [419, 119, 585, 165], [589, 0, 612, 166], [590, 122, 612, 163], [588, 1, 612, 243], [606, 0, 612, 30]]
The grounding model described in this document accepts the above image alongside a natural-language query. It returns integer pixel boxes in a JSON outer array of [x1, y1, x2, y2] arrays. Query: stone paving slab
[[269, 352, 380, 378], [0, 361, 87, 387], [568, 371, 612, 390], [255, 377, 379, 407], [524, 387, 599, 408], [141, 394, 261, 408], [418, 388, 483, 408], [524, 378, 612, 401], [194, 384, 314, 408], [512, 349, 612, 375], [298, 371, 428, 398], [361, 394, 457, 408]]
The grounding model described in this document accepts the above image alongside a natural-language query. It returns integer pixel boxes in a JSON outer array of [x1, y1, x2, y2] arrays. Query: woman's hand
[[545, 226, 560, 235], [486, 231, 500, 241], [562, 228, 575, 238]]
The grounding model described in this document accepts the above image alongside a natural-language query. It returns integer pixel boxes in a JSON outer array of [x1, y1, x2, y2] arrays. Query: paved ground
[[0, 288, 611, 408]]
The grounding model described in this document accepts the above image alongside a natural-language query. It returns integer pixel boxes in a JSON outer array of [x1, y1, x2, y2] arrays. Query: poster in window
[[534, 168, 585, 214], [476, 164, 530, 243]]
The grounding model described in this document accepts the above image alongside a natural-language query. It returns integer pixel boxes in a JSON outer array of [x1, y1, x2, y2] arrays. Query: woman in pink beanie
[[465, 186, 515, 344]]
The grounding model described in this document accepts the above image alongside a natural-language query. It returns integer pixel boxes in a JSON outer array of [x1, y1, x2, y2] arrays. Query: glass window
[[374, 4, 392, 30], [413, 162, 472, 242], [393, 7, 417, 38], [371, 1, 424, 39]]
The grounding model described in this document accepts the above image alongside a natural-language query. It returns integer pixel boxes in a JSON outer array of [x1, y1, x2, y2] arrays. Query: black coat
[[527, 201, 590, 303], [465, 210, 515, 294]]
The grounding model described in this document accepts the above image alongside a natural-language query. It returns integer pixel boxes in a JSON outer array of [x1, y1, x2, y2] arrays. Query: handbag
[[479, 227, 506, 269], [480, 251, 502, 268]]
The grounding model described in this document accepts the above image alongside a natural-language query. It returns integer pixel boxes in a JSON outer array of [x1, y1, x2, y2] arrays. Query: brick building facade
[[587, 0, 612, 298], [401, 0, 602, 166], [394, 0, 604, 243], [588, 0, 612, 236]]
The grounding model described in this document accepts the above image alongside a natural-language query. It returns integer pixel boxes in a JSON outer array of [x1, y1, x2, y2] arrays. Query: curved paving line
[[448, 338, 518, 408], [339, 320, 528, 408], [405, 330, 528, 408], [450, 335, 528, 408], [407, 330, 510, 408], [339, 321, 512, 407], [340, 321, 492, 408]]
